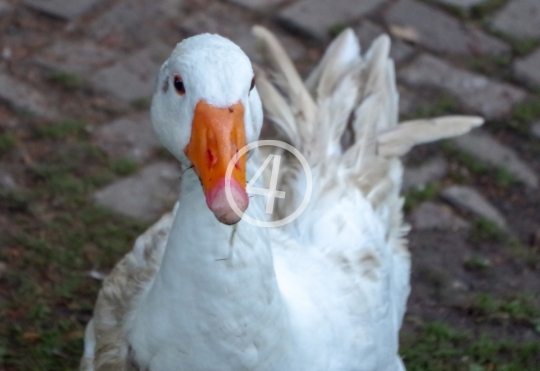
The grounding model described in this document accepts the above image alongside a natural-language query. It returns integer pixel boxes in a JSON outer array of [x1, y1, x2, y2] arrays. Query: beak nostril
[[228, 107, 234, 113], [207, 149, 216, 166]]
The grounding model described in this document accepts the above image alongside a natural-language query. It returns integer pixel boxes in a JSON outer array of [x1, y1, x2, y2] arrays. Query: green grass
[[467, 292, 540, 328], [131, 97, 152, 111], [34, 119, 86, 140], [328, 23, 349, 38], [508, 97, 540, 134], [109, 157, 139, 176], [464, 257, 492, 271], [401, 321, 540, 371], [46, 70, 84, 90], [469, 0, 508, 19], [443, 144, 519, 188], [512, 38, 540, 56], [0, 119, 148, 371], [468, 218, 505, 242], [0, 132, 16, 158], [404, 183, 439, 212], [467, 54, 512, 77], [506, 238, 539, 270]]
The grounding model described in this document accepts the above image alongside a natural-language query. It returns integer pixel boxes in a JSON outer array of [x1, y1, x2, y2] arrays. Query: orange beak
[[185, 100, 248, 225]]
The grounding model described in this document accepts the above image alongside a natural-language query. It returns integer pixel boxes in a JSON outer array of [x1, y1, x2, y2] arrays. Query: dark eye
[[250, 77, 256, 92], [173, 74, 185, 96]]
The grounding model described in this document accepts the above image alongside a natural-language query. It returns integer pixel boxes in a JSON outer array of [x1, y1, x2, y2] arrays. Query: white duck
[[81, 27, 482, 371]]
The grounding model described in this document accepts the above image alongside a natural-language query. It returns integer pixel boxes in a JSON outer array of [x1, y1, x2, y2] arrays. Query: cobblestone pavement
[[0, 0, 539, 370]]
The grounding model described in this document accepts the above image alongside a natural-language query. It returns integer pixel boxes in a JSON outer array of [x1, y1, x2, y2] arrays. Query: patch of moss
[[443, 144, 518, 189], [401, 321, 540, 370], [34, 119, 86, 140], [46, 70, 84, 90], [509, 97, 540, 133], [328, 23, 349, 38], [468, 217, 505, 242], [469, 0, 508, 19], [404, 183, 439, 213], [464, 257, 491, 271], [0, 132, 16, 157], [131, 97, 152, 111], [467, 292, 540, 327], [512, 38, 540, 57], [109, 157, 139, 176]]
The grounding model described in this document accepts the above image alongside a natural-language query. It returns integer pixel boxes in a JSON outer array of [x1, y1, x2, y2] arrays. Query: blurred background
[[0, 0, 539, 370]]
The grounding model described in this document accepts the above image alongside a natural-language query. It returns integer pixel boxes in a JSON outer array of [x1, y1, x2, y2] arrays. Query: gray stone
[[182, 3, 306, 62], [24, 0, 105, 20], [532, 121, 540, 139], [355, 21, 415, 62], [0, 73, 56, 118], [385, 0, 509, 55], [514, 47, 540, 89], [93, 113, 159, 163], [440, 185, 507, 229], [90, 44, 169, 102], [0, 172, 17, 190], [35, 40, 120, 75], [93, 162, 180, 221], [0, 1, 12, 15], [397, 85, 416, 116], [492, 0, 540, 39], [433, 0, 488, 9], [399, 54, 526, 118], [403, 157, 448, 191], [410, 201, 470, 231], [226, 0, 287, 10], [90, 0, 182, 47], [453, 130, 538, 188], [279, 0, 387, 41]]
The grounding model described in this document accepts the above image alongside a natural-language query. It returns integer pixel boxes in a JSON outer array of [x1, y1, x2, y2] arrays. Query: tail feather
[[252, 25, 482, 240], [377, 116, 484, 157], [252, 26, 316, 142], [305, 28, 361, 101]]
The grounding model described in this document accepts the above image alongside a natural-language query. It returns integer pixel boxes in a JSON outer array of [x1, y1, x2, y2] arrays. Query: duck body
[[90, 168, 402, 371], [81, 28, 482, 371]]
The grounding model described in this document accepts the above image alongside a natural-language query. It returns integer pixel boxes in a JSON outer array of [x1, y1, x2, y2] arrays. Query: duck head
[[151, 34, 263, 225]]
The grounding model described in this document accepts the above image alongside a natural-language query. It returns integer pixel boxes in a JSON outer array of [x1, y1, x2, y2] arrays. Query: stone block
[[35, 40, 120, 75], [452, 130, 538, 188], [433, 0, 488, 9], [492, 0, 540, 39], [355, 21, 415, 62], [0, 1, 12, 15], [90, 44, 169, 102], [385, 0, 509, 55], [440, 185, 507, 229], [182, 3, 306, 61], [279, 0, 387, 41], [399, 54, 526, 118], [90, 0, 182, 47], [225, 0, 287, 10], [514, 47, 540, 88], [93, 113, 160, 163], [24, 0, 105, 20], [93, 162, 180, 221], [0, 73, 56, 118], [403, 157, 448, 191], [410, 201, 470, 231]]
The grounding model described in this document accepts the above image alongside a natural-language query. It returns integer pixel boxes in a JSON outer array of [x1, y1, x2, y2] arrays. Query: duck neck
[[156, 168, 279, 304], [130, 167, 293, 370]]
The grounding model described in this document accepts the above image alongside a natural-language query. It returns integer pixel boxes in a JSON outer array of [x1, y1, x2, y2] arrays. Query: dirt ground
[[0, 0, 539, 370]]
